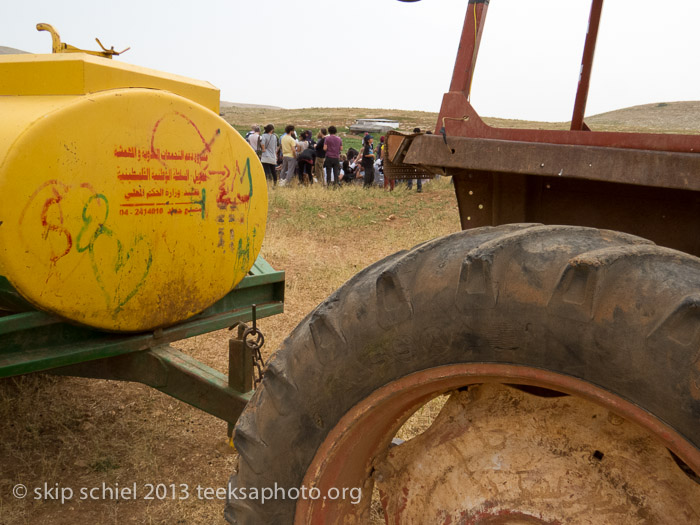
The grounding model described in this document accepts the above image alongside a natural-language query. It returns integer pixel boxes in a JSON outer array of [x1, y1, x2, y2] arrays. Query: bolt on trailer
[[227, 1, 700, 523], [0, 24, 283, 441]]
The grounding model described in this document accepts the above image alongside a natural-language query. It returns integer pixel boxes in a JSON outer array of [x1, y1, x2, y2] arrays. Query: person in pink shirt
[[323, 125, 343, 187]]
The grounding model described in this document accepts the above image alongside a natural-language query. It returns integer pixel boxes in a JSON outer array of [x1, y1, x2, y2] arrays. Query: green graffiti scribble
[[76, 194, 111, 253], [193, 188, 206, 219], [245, 228, 257, 274], [77, 194, 152, 313], [236, 236, 251, 276], [244, 157, 253, 197], [113, 234, 153, 315], [77, 194, 113, 306]]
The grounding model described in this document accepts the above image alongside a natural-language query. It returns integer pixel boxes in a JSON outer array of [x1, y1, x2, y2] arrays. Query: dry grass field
[[0, 173, 460, 524], [222, 100, 700, 135], [1, 101, 698, 524], [220, 105, 438, 135]]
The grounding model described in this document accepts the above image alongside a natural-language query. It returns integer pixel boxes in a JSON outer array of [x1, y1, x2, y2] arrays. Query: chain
[[228, 305, 267, 387], [243, 305, 266, 387]]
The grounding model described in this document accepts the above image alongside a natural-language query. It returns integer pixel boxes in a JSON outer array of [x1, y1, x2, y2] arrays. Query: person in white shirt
[[247, 125, 261, 153]]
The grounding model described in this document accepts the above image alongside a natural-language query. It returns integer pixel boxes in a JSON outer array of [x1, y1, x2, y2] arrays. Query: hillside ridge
[[220, 101, 700, 134]]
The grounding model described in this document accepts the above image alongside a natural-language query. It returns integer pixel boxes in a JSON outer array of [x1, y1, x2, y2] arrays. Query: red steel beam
[[435, 0, 700, 154], [571, 0, 604, 131], [449, 0, 490, 96]]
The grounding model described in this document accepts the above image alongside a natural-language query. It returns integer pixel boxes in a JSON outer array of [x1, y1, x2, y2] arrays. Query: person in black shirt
[[297, 147, 316, 185], [361, 135, 376, 187], [314, 129, 327, 184]]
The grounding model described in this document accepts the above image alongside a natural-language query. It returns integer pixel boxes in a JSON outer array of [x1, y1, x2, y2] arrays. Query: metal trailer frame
[[0, 256, 284, 428], [387, 0, 700, 257]]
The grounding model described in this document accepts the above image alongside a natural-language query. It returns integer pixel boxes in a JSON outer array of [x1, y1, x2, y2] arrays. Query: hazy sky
[[4, 1, 699, 122]]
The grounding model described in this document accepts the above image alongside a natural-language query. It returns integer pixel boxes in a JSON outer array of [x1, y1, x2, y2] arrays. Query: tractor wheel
[[225, 224, 700, 524]]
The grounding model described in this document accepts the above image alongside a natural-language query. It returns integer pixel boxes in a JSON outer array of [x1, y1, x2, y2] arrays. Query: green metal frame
[[0, 256, 284, 425]]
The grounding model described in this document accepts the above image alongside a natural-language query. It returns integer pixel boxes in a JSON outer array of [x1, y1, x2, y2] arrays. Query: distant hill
[[220, 102, 700, 135], [220, 101, 282, 110], [0, 46, 30, 55], [219, 106, 439, 134], [586, 101, 700, 134], [485, 101, 700, 134]]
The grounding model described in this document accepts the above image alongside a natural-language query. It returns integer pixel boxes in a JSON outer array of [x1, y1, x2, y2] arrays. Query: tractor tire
[[225, 224, 700, 524]]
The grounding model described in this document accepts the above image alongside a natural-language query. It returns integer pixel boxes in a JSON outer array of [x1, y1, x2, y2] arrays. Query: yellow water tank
[[0, 53, 267, 332]]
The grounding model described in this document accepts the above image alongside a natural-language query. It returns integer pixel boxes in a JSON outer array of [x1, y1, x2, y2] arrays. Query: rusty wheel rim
[[295, 364, 700, 524]]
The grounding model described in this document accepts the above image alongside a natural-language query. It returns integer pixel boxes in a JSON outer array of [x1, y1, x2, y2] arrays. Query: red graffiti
[[216, 165, 234, 209], [40, 190, 73, 263], [150, 116, 168, 168], [174, 111, 220, 155], [20, 180, 77, 265]]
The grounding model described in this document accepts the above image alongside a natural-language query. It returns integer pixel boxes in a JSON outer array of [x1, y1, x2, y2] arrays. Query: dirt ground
[[1, 100, 698, 524], [0, 179, 460, 525]]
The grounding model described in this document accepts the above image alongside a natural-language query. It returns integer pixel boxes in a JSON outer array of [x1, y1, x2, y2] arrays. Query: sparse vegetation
[[221, 101, 700, 143], [2, 100, 698, 524], [221, 105, 439, 153], [0, 176, 460, 524]]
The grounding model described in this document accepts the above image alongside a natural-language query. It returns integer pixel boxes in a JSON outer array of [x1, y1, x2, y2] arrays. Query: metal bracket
[[228, 324, 254, 438], [50, 345, 252, 426], [36, 23, 130, 59]]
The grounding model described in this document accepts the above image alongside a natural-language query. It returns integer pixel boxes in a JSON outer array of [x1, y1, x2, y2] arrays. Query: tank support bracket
[[50, 344, 253, 425]]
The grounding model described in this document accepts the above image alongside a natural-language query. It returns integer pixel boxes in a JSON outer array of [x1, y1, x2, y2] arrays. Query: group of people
[[245, 124, 408, 189]]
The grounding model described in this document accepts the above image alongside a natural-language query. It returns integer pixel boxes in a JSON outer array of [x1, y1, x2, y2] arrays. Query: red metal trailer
[[227, 1, 700, 523]]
